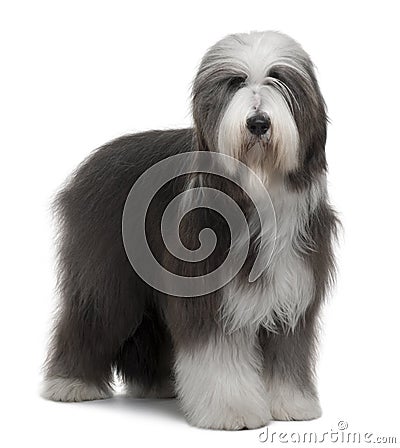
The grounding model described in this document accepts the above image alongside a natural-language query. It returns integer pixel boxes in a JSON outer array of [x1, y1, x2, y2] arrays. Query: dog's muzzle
[[246, 113, 270, 136]]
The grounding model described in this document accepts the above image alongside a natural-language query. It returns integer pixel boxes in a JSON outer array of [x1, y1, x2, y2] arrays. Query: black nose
[[246, 114, 270, 136]]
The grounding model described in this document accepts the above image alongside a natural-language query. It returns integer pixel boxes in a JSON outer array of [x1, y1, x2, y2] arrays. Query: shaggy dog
[[42, 30, 338, 430]]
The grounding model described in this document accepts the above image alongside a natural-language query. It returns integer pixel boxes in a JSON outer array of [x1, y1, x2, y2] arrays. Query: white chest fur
[[220, 174, 325, 333]]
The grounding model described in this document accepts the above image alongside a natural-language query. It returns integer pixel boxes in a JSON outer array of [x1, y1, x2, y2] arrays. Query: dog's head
[[192, 31, 327, 185]]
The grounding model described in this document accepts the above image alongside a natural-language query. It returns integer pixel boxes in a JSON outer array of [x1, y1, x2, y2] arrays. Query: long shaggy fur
[[42, 31, 339, 430]]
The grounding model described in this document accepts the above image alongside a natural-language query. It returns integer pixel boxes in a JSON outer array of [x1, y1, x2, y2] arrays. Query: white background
[[1, 0, 400, 446]]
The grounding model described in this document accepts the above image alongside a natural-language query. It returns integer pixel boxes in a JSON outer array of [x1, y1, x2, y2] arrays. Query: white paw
[[188, 406, 271, 430], [41, 376, 113, 402], [178, 378, 271, 430], [270, 384, 322, 421]]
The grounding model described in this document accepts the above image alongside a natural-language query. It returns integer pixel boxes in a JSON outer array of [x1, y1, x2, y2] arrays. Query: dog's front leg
[[260, 305, 322, 421], [167, 303, 271, 430]]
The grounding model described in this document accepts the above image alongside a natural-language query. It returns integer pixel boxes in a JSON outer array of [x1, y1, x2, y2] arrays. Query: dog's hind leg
[[114, 303, 175, 399], [41, 265, 146, 402], [41, 145, 153, 402]]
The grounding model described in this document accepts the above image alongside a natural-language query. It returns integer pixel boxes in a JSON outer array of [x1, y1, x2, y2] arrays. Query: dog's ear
[[305, 115, 328, 174], [289, 65, 329, 190], [287, 104, 328, 190]]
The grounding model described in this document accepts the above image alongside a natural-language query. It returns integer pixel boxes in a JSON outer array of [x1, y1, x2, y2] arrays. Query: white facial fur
[[211, 31, 312, 173], [218, 83, 299, 172]]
